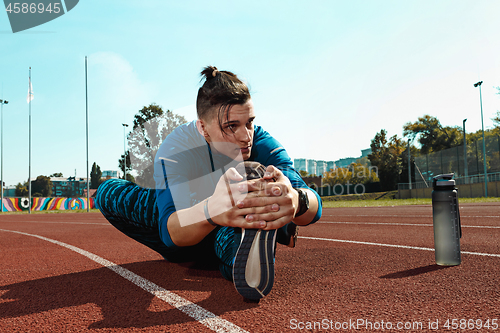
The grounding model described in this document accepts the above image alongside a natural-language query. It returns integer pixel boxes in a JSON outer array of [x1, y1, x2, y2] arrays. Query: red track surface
[[1, 204, 499, 332]]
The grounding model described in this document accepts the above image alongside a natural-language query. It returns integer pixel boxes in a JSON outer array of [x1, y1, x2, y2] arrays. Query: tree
[[298, 170, 309, 177], [368, 130, 405, 191], [126, 103, 187, 188], [403, 115, 462, 154], [90, 162, 102, 189], [31, 176, 52, 197], [15, 182, 28, 197], [323, 162, 379, 186], [493, 111, 500, 129], [118, 151, 132, 179], [49, 172, 63, 177], [492, 86, 500, 132], [125, 173, 135, 182]]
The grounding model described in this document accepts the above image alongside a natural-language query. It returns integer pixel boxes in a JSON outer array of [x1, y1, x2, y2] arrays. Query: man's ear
[[196, 119, 209, 138]]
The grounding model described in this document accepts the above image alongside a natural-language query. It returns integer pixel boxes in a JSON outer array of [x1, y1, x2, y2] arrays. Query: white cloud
[[88, 52, 156, 117]]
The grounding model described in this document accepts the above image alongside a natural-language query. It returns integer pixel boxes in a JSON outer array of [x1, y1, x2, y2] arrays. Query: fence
[[398, 135, 500, 198], [412, 136, 500, 185], [1, 197, 95, 212]]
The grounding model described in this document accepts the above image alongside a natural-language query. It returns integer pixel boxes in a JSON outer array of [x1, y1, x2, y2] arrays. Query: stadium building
[[294, 148, 371, 176]]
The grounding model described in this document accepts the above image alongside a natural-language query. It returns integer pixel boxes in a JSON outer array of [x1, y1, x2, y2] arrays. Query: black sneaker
[[233, 228, 277, 300], [277, 222, 299, 248]]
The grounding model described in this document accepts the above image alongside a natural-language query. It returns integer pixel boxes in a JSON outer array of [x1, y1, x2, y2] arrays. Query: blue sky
[[1, 0, 500, 186]]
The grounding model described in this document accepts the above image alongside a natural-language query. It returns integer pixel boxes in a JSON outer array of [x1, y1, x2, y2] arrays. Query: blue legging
[[95, 178, 237, 280]]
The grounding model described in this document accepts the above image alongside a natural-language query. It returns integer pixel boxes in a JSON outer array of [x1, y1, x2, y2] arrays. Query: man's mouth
[[240, 146, 251, 153]]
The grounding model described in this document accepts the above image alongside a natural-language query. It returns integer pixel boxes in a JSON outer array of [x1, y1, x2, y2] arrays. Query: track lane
[[1, 204, 499, 332]]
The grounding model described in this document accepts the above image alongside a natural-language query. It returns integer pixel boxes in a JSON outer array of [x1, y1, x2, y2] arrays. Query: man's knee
[[95, 178, 127, 212]]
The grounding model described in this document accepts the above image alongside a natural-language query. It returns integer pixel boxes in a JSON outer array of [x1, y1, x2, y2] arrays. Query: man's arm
[[165, 167, 281, 247], [236, 165, 322, 230], [290, 187, 320, 226]]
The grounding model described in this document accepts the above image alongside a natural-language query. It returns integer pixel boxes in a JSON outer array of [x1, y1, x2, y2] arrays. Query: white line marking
[[318, 221, 500, 229], [0, 228, 249, 333], [299, 236, 500, 258], [323, 214, 500, 218]]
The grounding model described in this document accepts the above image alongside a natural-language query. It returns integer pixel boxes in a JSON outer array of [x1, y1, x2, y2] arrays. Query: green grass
[[322, 191, 500, 208], [0, 208, 101, 215], [323, 198, 432, 208]]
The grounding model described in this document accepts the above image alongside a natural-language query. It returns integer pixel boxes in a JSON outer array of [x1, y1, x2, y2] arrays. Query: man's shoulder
[[251, 125, 290, 165], [253, 125, 281, 149], [162, 120, 204, 149], [167, 120, 198, 141], [156, 120, 208, 162]]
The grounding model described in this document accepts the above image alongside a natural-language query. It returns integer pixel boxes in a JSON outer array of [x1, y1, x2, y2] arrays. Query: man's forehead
[[226, 104, 255, 122]]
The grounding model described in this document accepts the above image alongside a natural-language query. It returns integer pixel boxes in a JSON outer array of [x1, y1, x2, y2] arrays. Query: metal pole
[[122, 123, 129, 180], [85, 56, 90, 212], [480, 84, 487, 197], [474, 81, 488, 197], [29, 67, 32, 214], [463, 119, 467, 184], [0, 99, 7, 213], [408, 140, 412, 190], [1, 100, 2, 213]]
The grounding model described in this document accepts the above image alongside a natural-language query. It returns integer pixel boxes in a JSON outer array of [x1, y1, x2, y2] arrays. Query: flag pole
[[85, 56, 89, 212], [28, 67, 32, 214]]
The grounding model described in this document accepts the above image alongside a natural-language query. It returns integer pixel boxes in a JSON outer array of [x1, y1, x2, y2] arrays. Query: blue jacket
[[154, 120, 322, 248]]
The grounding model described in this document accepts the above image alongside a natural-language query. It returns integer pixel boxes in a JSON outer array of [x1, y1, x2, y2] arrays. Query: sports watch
[[294, 188, 310, 218]]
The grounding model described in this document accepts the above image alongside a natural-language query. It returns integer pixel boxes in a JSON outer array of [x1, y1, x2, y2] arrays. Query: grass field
[[322, 192, 500, 208]]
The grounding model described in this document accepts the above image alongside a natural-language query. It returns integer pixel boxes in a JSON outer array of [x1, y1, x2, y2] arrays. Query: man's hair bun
[[201, 66, 219, 79]]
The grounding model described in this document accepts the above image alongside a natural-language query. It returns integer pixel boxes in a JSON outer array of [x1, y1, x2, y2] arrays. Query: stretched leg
[[214, 226, 241, 281], [95, 179, 172, 258], [96, 178, 219, 263]]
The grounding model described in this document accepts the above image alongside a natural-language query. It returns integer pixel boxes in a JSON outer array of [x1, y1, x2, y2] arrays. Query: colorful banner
[[1, 197, 95, 212]]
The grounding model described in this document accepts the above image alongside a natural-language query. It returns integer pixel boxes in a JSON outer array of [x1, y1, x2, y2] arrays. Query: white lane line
[[323, 214, 500, 218], [0, 221, 109, 225], [0, 228, 249, 333], [299, 236, 500, 258], [318, 221, 500, 229]]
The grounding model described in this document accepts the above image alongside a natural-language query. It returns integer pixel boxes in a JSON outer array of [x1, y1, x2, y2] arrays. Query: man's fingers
[[239, 178, 268, 193], [262, 215, 293, 231], [238, 203, 280, 216], [263, 165, 284, 181], [225, 167, 244, 182]]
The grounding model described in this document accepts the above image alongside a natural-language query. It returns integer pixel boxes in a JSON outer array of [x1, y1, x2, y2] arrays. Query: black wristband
[[204, 199, 217, 226], [295, 188, 310, 218]]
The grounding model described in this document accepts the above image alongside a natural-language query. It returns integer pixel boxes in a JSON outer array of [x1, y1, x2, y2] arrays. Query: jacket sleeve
[[252, 126, 322, 225]]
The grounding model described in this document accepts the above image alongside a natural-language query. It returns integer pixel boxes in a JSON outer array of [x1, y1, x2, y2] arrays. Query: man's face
[[199, 99, 255, 161]]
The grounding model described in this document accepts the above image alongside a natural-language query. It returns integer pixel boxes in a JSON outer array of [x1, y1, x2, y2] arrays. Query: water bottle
[[432, 173, 462, 266]]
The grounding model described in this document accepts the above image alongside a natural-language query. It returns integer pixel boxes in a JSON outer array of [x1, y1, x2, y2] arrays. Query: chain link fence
[[406, 135, 500, 189]]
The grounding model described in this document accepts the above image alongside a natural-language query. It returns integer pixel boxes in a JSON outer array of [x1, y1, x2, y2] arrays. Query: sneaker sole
[[233, 228, 276, 300]]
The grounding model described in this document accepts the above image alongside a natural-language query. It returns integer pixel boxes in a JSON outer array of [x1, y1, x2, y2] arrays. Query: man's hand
[[235, 165, 299, 230], [207, 167, 279, 229]]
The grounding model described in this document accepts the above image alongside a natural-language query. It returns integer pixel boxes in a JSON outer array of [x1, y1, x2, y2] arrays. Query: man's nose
[[237, 127, 251, 143]]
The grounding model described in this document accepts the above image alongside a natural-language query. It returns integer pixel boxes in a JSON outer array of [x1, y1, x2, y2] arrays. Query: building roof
[[50, 177, 89, 182]]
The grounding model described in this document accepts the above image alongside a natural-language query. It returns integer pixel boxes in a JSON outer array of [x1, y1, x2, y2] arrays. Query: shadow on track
[[379, 264, 452, 279], [0, 260, 258, 329]]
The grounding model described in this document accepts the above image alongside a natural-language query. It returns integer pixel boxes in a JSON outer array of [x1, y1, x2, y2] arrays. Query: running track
[[1, 203, 499, 332]]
